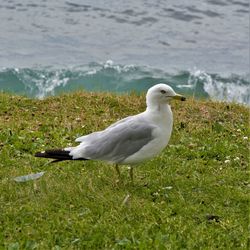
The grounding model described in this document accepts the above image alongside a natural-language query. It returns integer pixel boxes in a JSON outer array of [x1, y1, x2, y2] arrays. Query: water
[[0, 0, 249, 104]]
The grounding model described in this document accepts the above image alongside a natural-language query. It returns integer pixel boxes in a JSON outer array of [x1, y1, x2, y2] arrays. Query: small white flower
[[243, 136, 248, 140], [224, 159, 230, 164], [234, 157, 240, 161]]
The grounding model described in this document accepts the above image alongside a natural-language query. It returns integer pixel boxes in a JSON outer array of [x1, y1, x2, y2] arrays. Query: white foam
[[204, 76, 250, 105], [102, 60, 135, 73], [36, 76, 69, 99], [186, 69, 250, 105]]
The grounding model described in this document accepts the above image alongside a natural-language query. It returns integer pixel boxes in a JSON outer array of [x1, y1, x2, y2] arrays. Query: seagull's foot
[[115, 178, 123, 186]]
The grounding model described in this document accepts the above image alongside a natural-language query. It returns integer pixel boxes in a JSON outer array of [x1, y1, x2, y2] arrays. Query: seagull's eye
[[160, 90, 166, 94]]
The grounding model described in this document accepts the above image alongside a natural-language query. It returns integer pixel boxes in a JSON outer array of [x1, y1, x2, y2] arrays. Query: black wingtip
[[35, 151, 46, 157], [34, 149, 73, 161], [35, 149, 89, 162]]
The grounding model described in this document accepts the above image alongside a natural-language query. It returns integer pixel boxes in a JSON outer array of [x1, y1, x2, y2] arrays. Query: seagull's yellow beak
[[173, 94, 186, 101]]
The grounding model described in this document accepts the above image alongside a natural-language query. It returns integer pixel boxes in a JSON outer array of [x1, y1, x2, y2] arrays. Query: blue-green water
[[1, 62, 249, 104], [0, 0, 249, 104]]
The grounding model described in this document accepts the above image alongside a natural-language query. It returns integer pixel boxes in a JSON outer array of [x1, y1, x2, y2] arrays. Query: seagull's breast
[[122, 125, 172, 165], [122, 106, 173, 165]]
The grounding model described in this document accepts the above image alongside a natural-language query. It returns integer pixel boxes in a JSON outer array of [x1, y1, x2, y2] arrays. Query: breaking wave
[[0, 61, 249, 105]]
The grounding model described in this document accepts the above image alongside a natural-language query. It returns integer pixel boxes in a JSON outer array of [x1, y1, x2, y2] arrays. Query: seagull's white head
[[146, 83, 186, 108]]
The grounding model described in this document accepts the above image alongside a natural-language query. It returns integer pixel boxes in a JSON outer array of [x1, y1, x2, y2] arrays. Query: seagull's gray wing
[[71, 117, 156, 163], [75, 116, 133, 143]]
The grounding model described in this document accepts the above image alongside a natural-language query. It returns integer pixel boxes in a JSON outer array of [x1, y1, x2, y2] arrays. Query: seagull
[[35, 84, 186, 182]]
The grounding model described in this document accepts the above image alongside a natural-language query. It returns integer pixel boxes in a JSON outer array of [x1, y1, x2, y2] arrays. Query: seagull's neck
[[146, 102, 171, 113], [145, 102, 173, 125]]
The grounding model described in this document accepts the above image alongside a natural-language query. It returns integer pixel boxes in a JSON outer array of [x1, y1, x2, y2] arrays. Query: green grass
[[0, 92, 249, 249]]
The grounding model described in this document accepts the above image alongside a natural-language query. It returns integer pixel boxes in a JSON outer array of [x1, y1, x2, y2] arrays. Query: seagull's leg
[[129, 166, 134, 183], [114, 164, 121, 180]]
